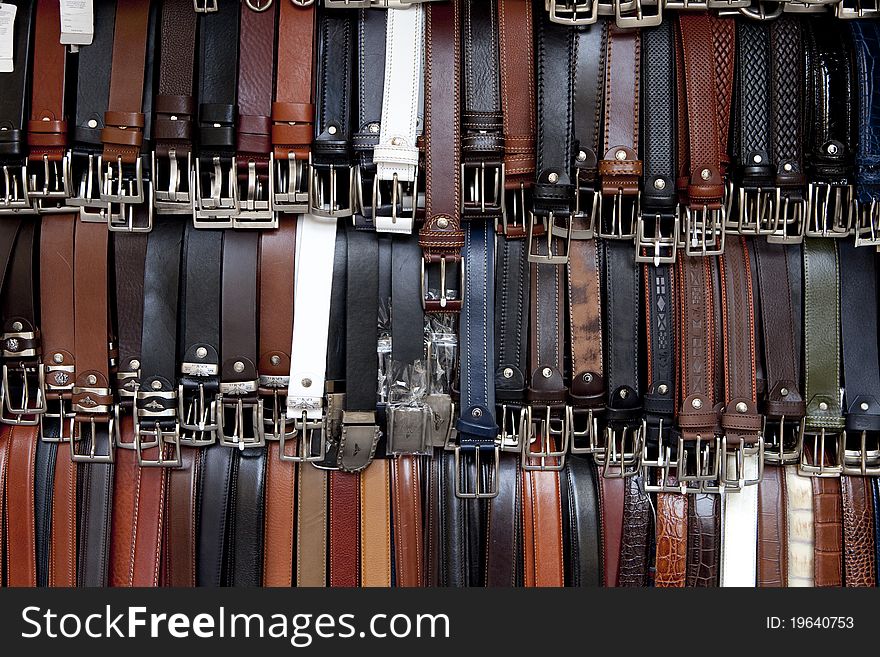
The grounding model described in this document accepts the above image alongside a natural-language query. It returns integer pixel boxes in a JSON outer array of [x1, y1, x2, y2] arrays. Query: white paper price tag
[[0, 3, 17, 73], [60, 0, 93, 46]]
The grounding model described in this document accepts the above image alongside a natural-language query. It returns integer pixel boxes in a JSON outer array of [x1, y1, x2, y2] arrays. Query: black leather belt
[[193, 0, 240, 225], [850, 22, 880, 246], [310, 7, 356, 219]]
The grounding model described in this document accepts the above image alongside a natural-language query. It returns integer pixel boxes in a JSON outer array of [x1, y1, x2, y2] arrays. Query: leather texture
[[785, 465, 815, 587], [841, 475, 876, 587], [758, 466, 788, 587], [655, 483, 687, 587], [812, 476, 843, 587], [686, 493, 720, 587]]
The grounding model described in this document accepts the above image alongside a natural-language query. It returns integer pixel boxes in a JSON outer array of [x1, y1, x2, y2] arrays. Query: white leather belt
[[785, 465, 815, 587], [374, 5, 424, 234], [720, 453, 759, 586], [287, 214, 339, 420]]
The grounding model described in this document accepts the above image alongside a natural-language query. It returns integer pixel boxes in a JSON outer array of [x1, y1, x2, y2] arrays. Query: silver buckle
[[260, 374, 296, 443], [797, 428, 844, 477], [279, 410, 327, 463], [568, 406, 602, 455], [130, 386, 181, 466], [641, 419, 680, 493], [676, 435, 722, 493], [100, 156, 145, 205], [420, 255, 464, 312], [762, 415, 805, 465], [453, 445, 500, 499], [216, 386, 266, 449], [736, 0, 785, 19], [614, 0, 663, 27], [767, 194, 806, 244], [663, 0, 708, 9], [152, 150, 192, 214], [498, 183, 530, 238], [0, 162, 36, 214], [681, 205, 726, 257], [177, 381, 218, 447], [835, 0, 880, 17], [546, 0, 600, 24], [233, 159, 277, 229], [635, 210, 679, 265], [308, 159, 355, 218], [721, 434, 764, 491], [107, 183, 154, 232], [839, 430, 880, 476], [598, 190, 639, 240], [853, 198, 880, 247], [387, 405, 432, 455], [731, 186, 780, 236], [520, 404, 569, 471], [69, 152, 108, 221], [69, 408, 119, 464], [338, 411, 380, 472], [805, 182, 853, 237], [461, 161, 505, 218], [497, 403, 524, 452], [271, 152, 309, 214], [0, 362, 47, 425], [596, 423, 643, 477], [193, 0, 218, 11], [193, 155, 238, 226], [370, 168, 419, 228], [527, 212, 572, 264], [26, 154, 72, 203], [40, 394, 75, 444]]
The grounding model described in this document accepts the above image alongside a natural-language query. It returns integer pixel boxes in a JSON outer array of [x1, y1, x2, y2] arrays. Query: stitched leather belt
[[851, 22, 880, 245]]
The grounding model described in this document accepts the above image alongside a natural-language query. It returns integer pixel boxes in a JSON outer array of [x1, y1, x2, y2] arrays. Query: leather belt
[[812, 476, 843, 586], [360, 459, 391, 586], [785, 464, 815, 586], [310, 7, 356, 219], [193, 0, 240, 224], [392, 455, 425, 586], [0, 0, 36, 215], [152, 0, 199, 215], [804, 23, 856, 238], [851, 22, 880, 245], [841, 475, 876, 586], [373, 5, 423, 233], [757, 465, 787, 587], [270, 0, 315, 215]]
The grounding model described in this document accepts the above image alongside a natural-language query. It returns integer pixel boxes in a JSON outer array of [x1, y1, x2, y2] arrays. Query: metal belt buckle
[[663, 0, 708, 9], [569, 179, 601, 240], [324, 0, 373, 6], [839, 429, 880, 476], [0, 161, 37, 214], [216, 384, 266, 449], [498, 183, 532, 238], [461, 160, 505, 219], [733, 185, 780, 236], [178, 380, 219, 447], [682, 205, 726, 257], [546, 0, 600, 23], [568, 405, 601, 454], [371, 169, 418, 228], [387, 405, 431, 455], [193, 155, 238, 227], [706, 0, 751, 6], [527, 211, 572, 264], [635, 209, 679, 265], [278, 410, 327, 463], [338, 411, 380, 472], [271, 152, 309, 214], [497, 403, 524, 453], [152, 150, 192, 215], [107, 183, 154, 232], [425, 393, 457, 448], [68, 151, 108, 221], [596, 421, 643, 477], [40, 361, 76, 442], [598, 190, 639, 240], [676, 435, 722, 493], [26, 153, 72, 209], [767, 193, 806, 244], [233, 159, 277, 229], [762, 415, 805, 465], [1, 361, 47, 425], [721, 434, 764, 491], [806, 182, 854, 237], [260, 374, 296, 443], [835, 0, 880, 15], [783, 0, 834, 12], [735, 0, 785, 19], [308, 158, 355, 219], [641, 419, 680, 492], [452, 444, 500, 499], [520, 404, 569, 471], [69, 405, 119, 464], [192, 0, 218, 12], [421, 254, 464, 312], [100, 156, 145, 205], [131, 386, 182, 466], [614, 0, 663, 26], [853, 198, 880, 247], [797, 427, 844, 476]]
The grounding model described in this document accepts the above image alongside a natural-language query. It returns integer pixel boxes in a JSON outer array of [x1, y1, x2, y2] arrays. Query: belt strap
[[686, 493, 720, 587], [785, 464, 814, 586], [561, 456, 599, 586], [757, 465, 788, 587], [329, 470, 359, 587], [5, 423, 37, 586], [392, 455, 425, 586], [420, 0, 463, 313], [297, 461, 327, 587], [841, 475, 876, 586], [812, 476, 843, 587], [195, 444, 233, 586], [360, 459, 391, 586], [851, 22, 880, 244]]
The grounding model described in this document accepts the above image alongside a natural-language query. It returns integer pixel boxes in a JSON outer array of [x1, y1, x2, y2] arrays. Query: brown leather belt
[[757, 465, 788, 587], [392, 456, 425, 587], [841, 475, 876, 587], [297, 462, 328, 587], [361, 460, 391, 587], [330, 470, 360, 587], [812, 476, 843, 587]]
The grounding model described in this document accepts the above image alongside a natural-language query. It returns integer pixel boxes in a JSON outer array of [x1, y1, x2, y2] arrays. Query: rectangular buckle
[[498, 183, 531, 238], [193, 0, 218, 11], [596, 423, 643, 477], [193, 155, 238, 226], [835, 0, 880, 16], [69, 409, 119, 464], [663, 0, 708, 8], [675, 435, 722, 492], [520, 404, 569, 471], [1, 362, 46, 424], [68, 152, 108, 220], [853, 198, 880, 247], [640, 419, 680, 492], [635, 209, 679, 265], [100, 156, 145, 205], [762, 415, 805, 465], [839, 430, 880, 476], [568, 405, 602, 454], [40, 394, 75, 443], [766, 194, 806, 244], [681, 205, 726, 257], [233, 159, 277, 229], [152, 150, 192, 214], [614, 0, 663, 27], [797, 428, 844, 476], [308, 159, 355, 218], [546, 0, 600, 24], [421, 255, 464, 312], [107, 183, 154, 232], [387, 405, 432, 455], [598, 190, 639, 240], [497, 403, 524, 453], [571, 180, 601, 240], [259, 375, 296, 442], [731, 186, 780, 236], [805, 182, 853, 237], [216, 387, 266, 449], [425, 393, 456, 448], [453, 445, 500, 499], [461, 160, 505, 219], [527, 211, 572, 264], [278, 410, 327, 463], [0, 162, 36, 214], [271, 152, 309, 214], [338, 411, 380, 472], [324, 0, 372, 6], [177, 381, 218, 446], [721, 435, 764, 490], [132, 417, 182, 467], [371, 169, 419, 230], [26, 154, 72, 201]]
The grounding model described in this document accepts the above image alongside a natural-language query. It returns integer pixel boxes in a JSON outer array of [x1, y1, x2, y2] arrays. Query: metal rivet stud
[[151, 380, 162, 390], [196, 347, 207, 359], [753, 154, 763, 164], [53, 353, 64, 364], [736, 402, 748, 413], [583, 373, 593, 383], [11, 321, 22, 331], [270, 355, 281, 366], [542, 367, 553, 378], [87, 374, 97, 385], [502, 367, 514, 379], [619, 389, 629, 399], [658, 384, 668, 395], [328, 126, 337, 135], [87, 119, 98, 129], [233, 361, 245, 373], [827, 143, 838, 155], [302, 378, 312, 388], [819, 401, 828, 411], [783, 163, 793, 172], [472, 408, 482, 418], [577, 151, 587, 162], [369, 123, 380, 134], [700, 168, 711, 181], [437, 217, 449, 229], [692, 398, 703, 410], [861, 402, 870, 411], [391, 136, 400, 145], [130, 359, 140, 370], [548, 172, 559, 184], [780, 387, 789, 397], [654, 178, 666, 190], [615, 149, 627, 161]]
